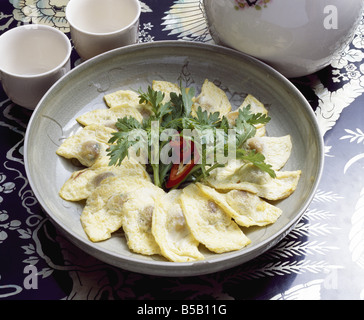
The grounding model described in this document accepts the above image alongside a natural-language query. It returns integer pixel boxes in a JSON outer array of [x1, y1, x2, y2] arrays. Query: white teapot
[[203, 0, 364, 78]]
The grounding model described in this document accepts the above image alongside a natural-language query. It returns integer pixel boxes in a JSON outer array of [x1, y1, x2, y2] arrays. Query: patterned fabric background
[[0, 0, 364, 300]]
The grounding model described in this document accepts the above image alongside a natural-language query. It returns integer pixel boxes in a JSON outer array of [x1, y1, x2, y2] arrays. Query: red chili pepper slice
[[165, 137, 199, 189], [165, 161, 196, 189]]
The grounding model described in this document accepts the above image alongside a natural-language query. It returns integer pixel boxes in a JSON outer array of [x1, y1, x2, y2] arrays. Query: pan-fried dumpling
[[120, 184, 165, 256], [76, 105, 143, 128], [180, 184, 251, 253], [104, 89, 140, 108], [196, 183, 282, 227], [246, 135, 292, 171], [56, 124, 114, 167], [193, 79, 231, 117], [152, 190, 204, 262], [226, 94, 268, 136], [152, 80, 181, 103], [205, 159, 301, 201], [80, 177, 151, 242], [59, 157, 150, 201]]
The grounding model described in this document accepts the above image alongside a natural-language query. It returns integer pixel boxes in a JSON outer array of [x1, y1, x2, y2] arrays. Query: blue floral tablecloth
[[1, 0, 364, 300]]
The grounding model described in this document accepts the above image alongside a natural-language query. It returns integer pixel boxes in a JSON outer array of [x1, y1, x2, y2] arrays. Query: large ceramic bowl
[[203, 0, 364, 78], [24, 41, 324, 276]]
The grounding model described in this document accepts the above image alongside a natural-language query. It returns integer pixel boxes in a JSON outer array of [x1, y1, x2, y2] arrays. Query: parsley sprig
[[107, 84, 275, 190]]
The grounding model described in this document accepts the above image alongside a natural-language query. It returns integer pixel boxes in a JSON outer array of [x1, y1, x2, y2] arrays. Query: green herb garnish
[[107, 84, 275, 190]]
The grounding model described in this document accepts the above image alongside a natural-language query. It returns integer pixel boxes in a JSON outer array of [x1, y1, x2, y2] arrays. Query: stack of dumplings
[[56, 79, 301, 262]]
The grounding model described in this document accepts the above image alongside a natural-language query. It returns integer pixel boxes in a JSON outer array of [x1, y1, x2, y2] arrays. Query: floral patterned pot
[[203, 0, 364, 78]]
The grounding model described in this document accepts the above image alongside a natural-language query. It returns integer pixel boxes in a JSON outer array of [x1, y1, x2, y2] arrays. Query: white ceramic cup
[[0, 24, 72, 109], [66, 0, 141, 61]]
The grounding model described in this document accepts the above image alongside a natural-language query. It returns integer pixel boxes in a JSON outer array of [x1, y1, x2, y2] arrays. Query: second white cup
[[66, 0, 141, 61]]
